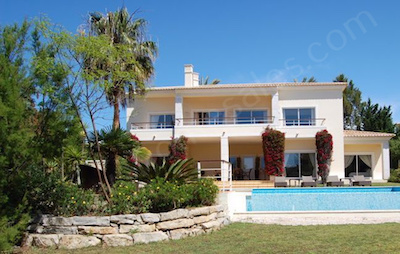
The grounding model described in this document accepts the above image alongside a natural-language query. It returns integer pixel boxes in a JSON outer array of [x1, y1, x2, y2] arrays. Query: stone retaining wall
[[24, 205, 229, 249]]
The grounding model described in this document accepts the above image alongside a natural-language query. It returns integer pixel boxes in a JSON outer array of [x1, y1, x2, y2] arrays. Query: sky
[[1, 0, 399, 124]]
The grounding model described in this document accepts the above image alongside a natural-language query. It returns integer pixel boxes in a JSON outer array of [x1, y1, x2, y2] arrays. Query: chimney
[[184, 64, 199, 87]]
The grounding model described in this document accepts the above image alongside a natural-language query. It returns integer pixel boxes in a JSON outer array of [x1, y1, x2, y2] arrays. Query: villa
[[127, 64, 394, 187]]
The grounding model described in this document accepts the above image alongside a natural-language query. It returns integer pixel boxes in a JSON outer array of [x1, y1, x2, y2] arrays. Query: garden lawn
[[27, 222, 400, 254]]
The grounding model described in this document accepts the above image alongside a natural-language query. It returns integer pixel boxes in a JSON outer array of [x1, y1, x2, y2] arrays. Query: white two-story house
[[127, 65, 394, 184]]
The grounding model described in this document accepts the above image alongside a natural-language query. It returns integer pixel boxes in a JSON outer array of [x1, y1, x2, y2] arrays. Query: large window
[[283, 108, 315, 126], [150, 114, 175, 129], [194, 111, 225, 125], [344, 155, 372, 177], [284, 153, 316, 177], [236, 110, 268, 124]]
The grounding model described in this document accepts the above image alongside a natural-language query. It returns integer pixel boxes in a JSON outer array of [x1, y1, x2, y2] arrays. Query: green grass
[[27, 223, 400, 254]]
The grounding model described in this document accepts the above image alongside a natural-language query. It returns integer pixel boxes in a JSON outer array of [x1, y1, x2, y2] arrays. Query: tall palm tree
[[89, 8, 158, 129]]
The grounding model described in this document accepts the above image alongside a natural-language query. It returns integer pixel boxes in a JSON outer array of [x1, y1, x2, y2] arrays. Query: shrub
[[128, 158, 198, 184], [316, 130, 333, 184], [168, 136, 188, 164], [262, 127, 285, 176], [389, 168, 400, 183]]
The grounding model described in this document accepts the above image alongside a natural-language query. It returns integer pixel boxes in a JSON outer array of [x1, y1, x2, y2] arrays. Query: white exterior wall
[[278, 88, 345, 178]]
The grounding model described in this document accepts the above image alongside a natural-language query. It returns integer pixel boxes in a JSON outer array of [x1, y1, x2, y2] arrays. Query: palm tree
[[89, 8, 158, 129], [199, 76, 220, 85], [90, 127, 137, 185]]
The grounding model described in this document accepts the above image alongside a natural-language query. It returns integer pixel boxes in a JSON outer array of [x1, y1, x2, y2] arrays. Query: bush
[[26, 169, 99, 216], [109, 178, 219, 214], [389, 168, 400, 183]]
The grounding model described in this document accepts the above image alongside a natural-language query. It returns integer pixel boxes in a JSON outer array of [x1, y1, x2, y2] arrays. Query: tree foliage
[[88, 7, 157, 129], [361, 99, 395, 133], [334, 74, 363, 130]]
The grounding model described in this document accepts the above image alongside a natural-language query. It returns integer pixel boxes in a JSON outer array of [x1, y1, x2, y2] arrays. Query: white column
[[220, 136, 229, 181], [271, 91, 280, 126], [126, 99, 135, 130], [382, 141, 390, 180], [175, 94, 183, 126]]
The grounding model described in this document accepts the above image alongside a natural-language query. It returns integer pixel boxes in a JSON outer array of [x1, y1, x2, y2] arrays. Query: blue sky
[[1, 0, 399, 124]]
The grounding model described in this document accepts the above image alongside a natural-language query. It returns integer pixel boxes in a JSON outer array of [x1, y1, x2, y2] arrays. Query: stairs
[[216, 180, 274, 189]]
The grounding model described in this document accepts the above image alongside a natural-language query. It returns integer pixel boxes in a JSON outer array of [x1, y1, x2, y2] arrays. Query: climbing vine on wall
[[316, 130, 333, 184], [262, 127, 285, 176]]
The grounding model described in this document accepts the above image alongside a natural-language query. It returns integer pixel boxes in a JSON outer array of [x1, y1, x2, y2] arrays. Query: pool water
[[246, 187, 400, 211]]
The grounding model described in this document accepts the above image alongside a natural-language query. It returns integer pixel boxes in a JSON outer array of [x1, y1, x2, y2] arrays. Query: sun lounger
[[274, 176, 288, 187], [301, 176, 316, 187], [350, 175, 371, 186], [326, 175, 344, 187]]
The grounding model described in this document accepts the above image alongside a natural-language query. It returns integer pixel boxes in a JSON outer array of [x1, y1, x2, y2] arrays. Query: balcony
[[130, 117, 326, 140]]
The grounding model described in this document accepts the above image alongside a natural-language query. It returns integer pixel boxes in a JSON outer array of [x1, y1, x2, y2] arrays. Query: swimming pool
[[246, 187, 400, 212]]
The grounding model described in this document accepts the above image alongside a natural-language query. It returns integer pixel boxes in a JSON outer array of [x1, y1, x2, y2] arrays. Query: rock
[[193, 213, 217, 224], [140, 213, 160, 223], [160, 209, 189, 221], [110, 214, 137, 224], [222, 218, 230, 226], [40, 226, 78, 235], [209, 205, 224, 213], [119, 224, 155, 234], [78, 226, 117, 235], [72, 216, 110, 226], [169, 228, 192, 240], [21, 234, 33, 247], [201, 218, 223, 230], [156, 218, 195, 231], [42, 216, 73, 226], [217, 211, 227, 218], [188, 207, 211, 217], [103, 234, 133, 247], [27, 225, 43, 233], [31, 234, 60, 248], [59, 235, 101, 249], [133, 232, 169, 244]]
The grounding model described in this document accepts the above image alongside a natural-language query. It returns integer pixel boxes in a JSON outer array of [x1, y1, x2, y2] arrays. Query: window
[[284, 153, 316, 177], [150, 114, 174, 129], [194, 111, 225, 125], [236, 110, 268, 124], [345, 155, 372, 177], [283, 108, 315, 126]]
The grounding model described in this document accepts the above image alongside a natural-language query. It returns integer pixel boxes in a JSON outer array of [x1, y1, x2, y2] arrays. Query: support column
[[175, 94, 183, 126], [382, 141, 390, 180], [271, 91, 280, 126], [220, 136, 229, 181]]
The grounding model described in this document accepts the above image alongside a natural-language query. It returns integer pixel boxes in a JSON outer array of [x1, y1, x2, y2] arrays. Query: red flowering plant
[[315, 130, 333, 184], [262, 127, 285, 176], [127, 134, 142, 163], [167, 136, 188, 164]]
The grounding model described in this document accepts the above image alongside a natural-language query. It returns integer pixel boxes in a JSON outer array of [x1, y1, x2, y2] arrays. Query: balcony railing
[[130, 117, 325, 130], [177, 116, 274, 126], [131, 121, 174, 130], [280, 118, 325, 126]]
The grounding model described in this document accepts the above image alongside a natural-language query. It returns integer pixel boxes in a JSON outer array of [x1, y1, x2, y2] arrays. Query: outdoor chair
[[274, 176, 288, 187], [326, 175, 344, 187], [301, 176, 317, 187], [350, 175, 372, 186]]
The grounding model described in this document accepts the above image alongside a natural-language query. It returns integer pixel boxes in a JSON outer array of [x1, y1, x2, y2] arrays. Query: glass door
[[243, 156, 255, 180]]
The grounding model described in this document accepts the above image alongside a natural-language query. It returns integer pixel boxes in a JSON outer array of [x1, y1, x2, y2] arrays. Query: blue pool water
[[246, 187, 400, 211]]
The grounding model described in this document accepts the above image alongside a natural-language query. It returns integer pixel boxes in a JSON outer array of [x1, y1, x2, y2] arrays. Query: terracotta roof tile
[[343, 130, 395, 138], [149, 82, 347, 91]]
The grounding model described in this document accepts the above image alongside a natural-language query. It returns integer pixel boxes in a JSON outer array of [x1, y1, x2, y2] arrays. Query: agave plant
[[127, 158, 198, 184]]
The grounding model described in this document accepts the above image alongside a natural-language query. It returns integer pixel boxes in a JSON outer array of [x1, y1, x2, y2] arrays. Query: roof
[[149, 82, 347, 91], [343, 130, 395, 138]]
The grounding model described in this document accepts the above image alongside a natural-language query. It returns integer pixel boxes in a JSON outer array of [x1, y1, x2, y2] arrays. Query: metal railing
[[177, 116, 274, 126], [131, 121, 174, 130], [197, 160, 232, 191], [280, 118, 325, 126]]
